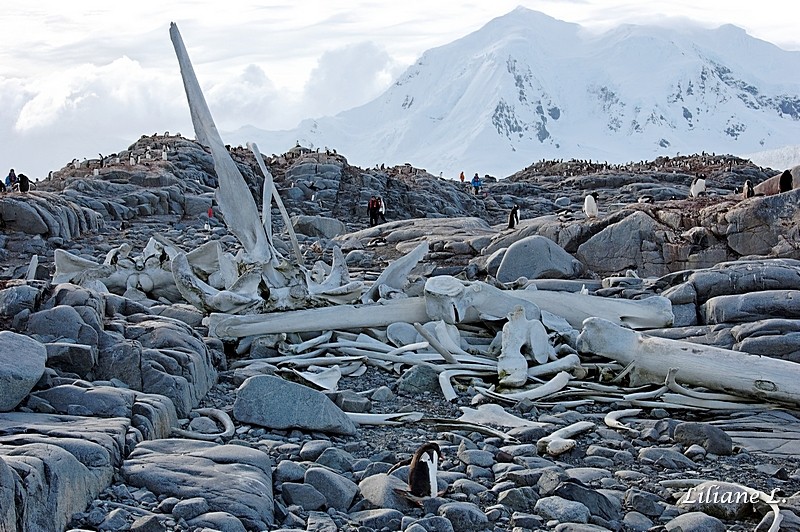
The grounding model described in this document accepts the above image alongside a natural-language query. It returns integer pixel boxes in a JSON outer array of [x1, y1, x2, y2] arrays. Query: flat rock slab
[[711, 410, 800, 457], [0, 413, 130, 532], [122, 438, 274, 530], [0, 412, 129, 466]]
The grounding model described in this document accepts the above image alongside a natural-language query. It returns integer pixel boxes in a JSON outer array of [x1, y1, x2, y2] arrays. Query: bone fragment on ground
[[537, 420, 595, 455], [424, 275, 540, 324], [514, 289, 673, 329], [362, 241, 428, 303]]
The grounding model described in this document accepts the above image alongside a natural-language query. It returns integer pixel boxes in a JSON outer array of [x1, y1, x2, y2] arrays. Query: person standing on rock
[[5, 169, 17, 191], [471, 173, 482, 195], [377, 196, 387, 223], [459, 171, 465, 185], [368, 195, 380, 227], [508, 204, 520, 229]]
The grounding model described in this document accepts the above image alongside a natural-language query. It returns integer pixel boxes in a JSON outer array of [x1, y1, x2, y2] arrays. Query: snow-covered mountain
[[229, 7, 800, 178]]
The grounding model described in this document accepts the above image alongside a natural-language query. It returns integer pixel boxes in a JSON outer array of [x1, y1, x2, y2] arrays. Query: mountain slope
[[230, 7, 800, 178]]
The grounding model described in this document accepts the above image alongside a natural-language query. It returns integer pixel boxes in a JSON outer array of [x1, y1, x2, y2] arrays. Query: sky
[[2, 0, 799, 178]]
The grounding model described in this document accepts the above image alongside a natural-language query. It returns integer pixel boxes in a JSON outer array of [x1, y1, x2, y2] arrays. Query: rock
[[349, 508, 403, 530], [534, 495, 591, 524], [233, 375, 357, 435], [673, 422, 733, 455], [187, 511, 247, 532], [497, 487, 539, 513], [172, 496, 209, 520], [291, 215, 346, 239], [437, 501, 489, 532], [496, 235, 584, 282], [305, 511, 338, 532], [304, 467, 358, 511], [577, 211, 668, 277], [638, 447, 696, 469], [405, 515, 455, 532], [0, 457, 16, 531], [624, 488, 665, 517], [44, 342, 97, 378], [622, 511, 654, 531], [664, 511, 726, 531], [555, 481, 621, 521], [397, 364, 441, 395], [130, 514, 167, 532], [122, 439, 274, 530], [0, 284, 41, 316], [25, 304, 99, 346], [315, 446, 355, 472], [0, 331, 47, 411], [299, 440, 333, 461], [358, 473, 415, 512], [703, 290, 800, 324], [281, 482, 326, 511], [677, 481, 755, 520]]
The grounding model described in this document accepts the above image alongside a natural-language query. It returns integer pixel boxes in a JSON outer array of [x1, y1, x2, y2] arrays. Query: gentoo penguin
[[407, 442, 441, 499], [583, 192, 598, 218], [779, 170, 793, 193], [689, 175, 706, 198], [743, 180, 754, 199]]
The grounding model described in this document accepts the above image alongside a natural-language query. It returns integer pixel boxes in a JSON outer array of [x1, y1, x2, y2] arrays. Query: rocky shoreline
[[1, 137, 800, 532]]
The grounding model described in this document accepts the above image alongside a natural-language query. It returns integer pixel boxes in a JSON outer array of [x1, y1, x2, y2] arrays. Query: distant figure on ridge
[[368, 195, 381, 227], [471, 173, 482, 195], [583, 192, 598, 218], [378, 196, 387, 223], [508, 204, 520, 229], [779, 170, 793, 193], [459, 171, 465, 184], [5, 169, 17, 191], [689, 174, 706, 198]]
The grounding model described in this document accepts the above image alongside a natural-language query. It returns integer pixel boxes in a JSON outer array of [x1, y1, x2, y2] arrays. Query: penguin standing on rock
[[583, 192, 598, 218], [388, 441, 443, 504], [689, 175, 706, 198], [742, 180, 754, 200], [407, 442, 441, 499]]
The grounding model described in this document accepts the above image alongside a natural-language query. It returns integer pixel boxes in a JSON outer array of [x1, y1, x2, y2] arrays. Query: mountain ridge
[[228, 7, 800, 178]]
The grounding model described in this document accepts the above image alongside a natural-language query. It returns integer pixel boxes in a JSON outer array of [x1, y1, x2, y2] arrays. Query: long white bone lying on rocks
[[458, 404, 549, 429], [476, 371, 572, 403], [537, 420, 595, 456], [528, 353, 584, 378], [346, 412, 424, 426], [604, 408, 642, 433], [208, 297, 430, 339], [514, 290, 673, 330], [578, 317, 800, 406]]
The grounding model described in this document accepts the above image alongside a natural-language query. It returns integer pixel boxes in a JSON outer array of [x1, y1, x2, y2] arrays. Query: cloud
[[300, 41, 403, 117]]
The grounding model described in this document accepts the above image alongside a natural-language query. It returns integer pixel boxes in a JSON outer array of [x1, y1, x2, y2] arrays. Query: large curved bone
[[248, 141, 303, 263], [499, 306, 548, 387], [514, 290, 673, 330], [424, 276, 540, 324], [362, 241, 428, 303], [171, 23, 274, 264], [578, 317, 800, 406], [172, 253, 264, 314]]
